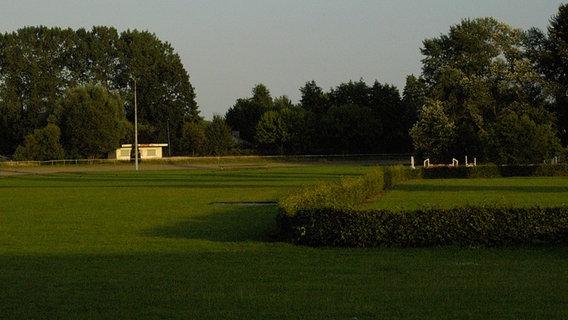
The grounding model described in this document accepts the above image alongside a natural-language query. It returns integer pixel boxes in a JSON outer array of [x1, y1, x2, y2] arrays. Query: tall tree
[[119, 30, 199, 154], [180, 121, 207, 156], [251, 83, 273, 108], [300, 80, 329, 114], [205, 115, 233, 156], [273, 95, 294, 110], [256, 110, 287, 154], [329, 79, 370, 107], [53, 84, 130, 158], [410, 100, 456, 163], [279, 106, 310, 154], [483, 109, 562, 164], [225, 84, 272, 143], [534, 4, 568, 146], [12, 124, 65, 161], [0, 26, 200, 157], [320, 104, 379, 154], [369, 81, 404, 152], [0, 26, 69, 153], [402, 75, 427, 121], [419, 17, 559, 163]]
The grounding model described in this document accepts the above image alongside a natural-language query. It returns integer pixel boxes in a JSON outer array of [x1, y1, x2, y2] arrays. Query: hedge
[[420, 163, 568, 179], [277, 164, 568, 247], [282, 206, 568, 247], [277, 166, 415, 230]]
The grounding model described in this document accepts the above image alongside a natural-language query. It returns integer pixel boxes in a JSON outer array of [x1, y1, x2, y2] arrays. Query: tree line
[[219, 6, 568, 164], [0, 26, 199, 159], [2, 4, 568, 164], [221, 80, 419, 156]]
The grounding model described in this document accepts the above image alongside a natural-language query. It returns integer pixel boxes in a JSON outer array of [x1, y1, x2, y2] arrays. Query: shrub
[[419, 164, 568, 179], [12, 124, 65, 161], [277, 164, 568, 247], [284, 206, 568, 247], [277, 166, 416, 241]]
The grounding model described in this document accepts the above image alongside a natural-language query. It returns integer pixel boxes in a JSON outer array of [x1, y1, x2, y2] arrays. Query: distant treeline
[[0, 26, 198, 159], [1, 4, 568, 164]]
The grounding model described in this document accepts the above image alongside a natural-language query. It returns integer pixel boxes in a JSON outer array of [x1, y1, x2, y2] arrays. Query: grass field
[[365, 177, 568, 210], [1, 165, 567, 319]]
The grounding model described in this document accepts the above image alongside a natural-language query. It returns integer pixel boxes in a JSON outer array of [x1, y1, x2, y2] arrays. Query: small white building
[[108, 143, 168, 160]]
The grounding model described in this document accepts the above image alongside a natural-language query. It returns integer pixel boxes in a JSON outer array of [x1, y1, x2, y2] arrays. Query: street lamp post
[[166, 117, 171, 157], [134, 78, 139, 171]]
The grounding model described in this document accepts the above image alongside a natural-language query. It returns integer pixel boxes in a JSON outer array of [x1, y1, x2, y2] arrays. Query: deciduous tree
[[53, 84, 130, 158], [256, 110, 287, 154], [0, 26, 199, 157], [419, 17, 559, 163], [205, 115, 233, 156], [12, 124, 65, 161], [410, 100, 456, 163], [225, 84, 272, 143]]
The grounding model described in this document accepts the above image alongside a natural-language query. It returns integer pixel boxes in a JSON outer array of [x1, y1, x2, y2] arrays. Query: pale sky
[[0, 0, 564, 119]]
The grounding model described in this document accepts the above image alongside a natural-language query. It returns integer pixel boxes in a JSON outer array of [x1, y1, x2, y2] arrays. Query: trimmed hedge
[[277, 164, 568, 247], [282, 206, 568, 247], [420, 163, 568, 179], [277, 166, 417, 242]]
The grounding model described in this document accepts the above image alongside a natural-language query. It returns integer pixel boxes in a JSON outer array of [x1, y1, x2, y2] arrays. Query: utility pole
[[134, 78, 139, 171], [166, 117, 171, 157]]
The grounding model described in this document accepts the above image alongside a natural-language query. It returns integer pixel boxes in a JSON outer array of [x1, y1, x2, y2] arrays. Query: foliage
[[527, 4, 568, 146], [12, 124, 65, 161], [278, 164, 568, 248], [410, 99, 456, 162], [227, 80, 415, 155], [278, 166, 415, 229], [180, 120, 207, 156], [299, 80, 329, 114], [53, 84, 130, 158], [413, 163, 568, 179], [0, 26, 199, 157], [418, 17, 560, 163], [205, 115, 233, 155], [255, 110, 288, 154], [320, 104, 380, 154], [225, 84, 273, 143], [117, 29, 199, 153], [285, 206, 567, 247], [483, 110, 562, 164]]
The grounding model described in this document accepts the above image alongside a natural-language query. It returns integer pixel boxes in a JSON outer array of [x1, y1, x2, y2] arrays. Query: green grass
[[1, 167, 567, 319], [365, 177, 568, 210]]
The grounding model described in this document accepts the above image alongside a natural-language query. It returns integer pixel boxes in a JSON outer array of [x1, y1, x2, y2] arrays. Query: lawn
[[1, 166, 566, 319], [365, 176, 568, 210]]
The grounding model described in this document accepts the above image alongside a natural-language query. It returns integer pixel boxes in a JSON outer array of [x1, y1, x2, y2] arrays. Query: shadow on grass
[[145, 205, 280, 242]]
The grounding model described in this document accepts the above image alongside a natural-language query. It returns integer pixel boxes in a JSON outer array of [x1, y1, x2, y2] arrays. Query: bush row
[[277, 164, 568, 247], [282, 206, 568, 247], [420, 163, 568, 179], [277, 166, 417, 242], [277, 165, 414, 220]]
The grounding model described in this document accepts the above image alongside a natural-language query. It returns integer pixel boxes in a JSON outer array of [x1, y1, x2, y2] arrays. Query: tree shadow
[[144, 204, 280, 242]]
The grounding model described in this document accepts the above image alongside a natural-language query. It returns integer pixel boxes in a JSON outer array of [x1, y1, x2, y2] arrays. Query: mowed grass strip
[[366, 176, 568, 210], [1, 166, 567, 319]]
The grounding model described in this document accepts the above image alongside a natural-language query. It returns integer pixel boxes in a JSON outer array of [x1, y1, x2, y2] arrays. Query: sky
[[0, 0, 564, 120]]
